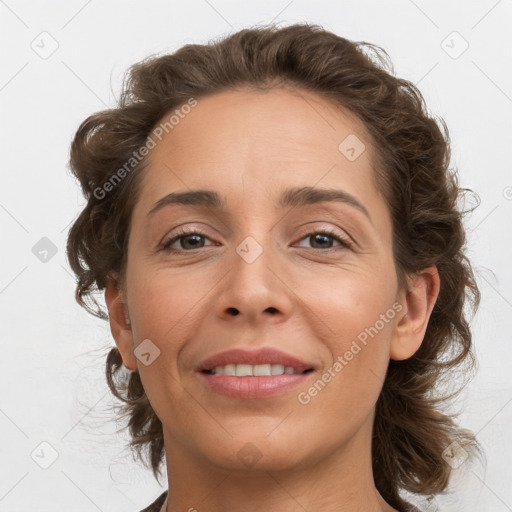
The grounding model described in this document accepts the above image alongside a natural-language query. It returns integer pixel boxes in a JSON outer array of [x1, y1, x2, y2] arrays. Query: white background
[[1, 1, 511, 511]]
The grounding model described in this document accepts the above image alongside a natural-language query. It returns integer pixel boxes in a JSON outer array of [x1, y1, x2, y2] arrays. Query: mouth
[[195, 347, 316, 399], [196, 347, 315, 374], [196, 346, 316, 400], [197, 368, 315, 399], [201, 364, 314, 376]]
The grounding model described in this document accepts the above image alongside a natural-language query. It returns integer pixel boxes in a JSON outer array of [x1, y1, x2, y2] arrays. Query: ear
[[390, 265, 440, 361], [105, 275, 137, 371]]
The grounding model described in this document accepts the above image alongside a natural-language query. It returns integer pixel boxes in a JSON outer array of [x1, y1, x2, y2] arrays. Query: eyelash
[[161, 227, 352, 253]]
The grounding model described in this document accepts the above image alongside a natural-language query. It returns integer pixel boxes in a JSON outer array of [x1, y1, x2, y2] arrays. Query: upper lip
[[196, 347, 314, 373]]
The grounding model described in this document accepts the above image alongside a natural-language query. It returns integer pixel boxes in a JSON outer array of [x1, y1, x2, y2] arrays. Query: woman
[[66, 23, 483, 512]]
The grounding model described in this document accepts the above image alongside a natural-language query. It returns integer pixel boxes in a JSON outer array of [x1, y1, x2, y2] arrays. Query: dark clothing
[[139, 490, 168, 512]]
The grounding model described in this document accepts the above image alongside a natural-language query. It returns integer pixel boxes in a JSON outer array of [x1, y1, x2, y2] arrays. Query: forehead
[[135, 86, 383, 215]]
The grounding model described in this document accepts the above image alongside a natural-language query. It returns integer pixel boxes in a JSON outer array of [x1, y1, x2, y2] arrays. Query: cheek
[[123, 270, 205, 405], [300, 265, 396, 341], [125, 269, 202, 420], [298, 321, 393, 438], [127, 267, 210, 339], [298, 272, 395, 404]]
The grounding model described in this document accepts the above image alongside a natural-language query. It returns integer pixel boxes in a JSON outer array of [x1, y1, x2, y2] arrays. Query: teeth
[[208, 363, 303, 376]]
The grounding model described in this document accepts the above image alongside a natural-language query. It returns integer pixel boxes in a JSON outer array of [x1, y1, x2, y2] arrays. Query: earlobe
[[390, 266, 440, 361], [105, 277, 138, 371]]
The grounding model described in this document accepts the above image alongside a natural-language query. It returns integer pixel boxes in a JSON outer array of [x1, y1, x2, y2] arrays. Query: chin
[[210, 449, 306, 473], [197, 434, 313, 474]]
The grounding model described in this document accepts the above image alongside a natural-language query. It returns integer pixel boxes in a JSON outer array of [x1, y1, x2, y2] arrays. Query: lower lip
[[197, 372, 312, 399]]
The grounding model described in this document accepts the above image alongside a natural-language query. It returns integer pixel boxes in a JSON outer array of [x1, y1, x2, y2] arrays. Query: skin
[[105, 86, 440, 512]]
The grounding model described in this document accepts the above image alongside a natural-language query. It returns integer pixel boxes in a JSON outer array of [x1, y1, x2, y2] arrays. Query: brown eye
[[162, 230, 214, 252], [296, 229, 351, 251]]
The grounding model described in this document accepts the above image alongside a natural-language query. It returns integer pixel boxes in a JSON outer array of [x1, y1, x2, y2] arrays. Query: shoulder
[[139, 490, 168, 512]]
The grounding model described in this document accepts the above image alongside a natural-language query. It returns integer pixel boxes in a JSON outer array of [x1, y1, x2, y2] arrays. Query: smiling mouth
[[201, 363, 314, 376]]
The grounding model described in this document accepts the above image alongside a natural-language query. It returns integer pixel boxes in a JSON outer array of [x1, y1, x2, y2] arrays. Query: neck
[[162, 418, 397, 512]]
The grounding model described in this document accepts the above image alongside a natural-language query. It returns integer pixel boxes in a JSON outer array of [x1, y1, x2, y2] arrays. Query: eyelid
[[161, 225, 213, 250]]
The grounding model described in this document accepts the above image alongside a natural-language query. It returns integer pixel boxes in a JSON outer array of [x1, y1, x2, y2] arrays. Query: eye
[[161, 227, 352, 254], [162, 229, 215, 252], [295, 228, 352, 251]]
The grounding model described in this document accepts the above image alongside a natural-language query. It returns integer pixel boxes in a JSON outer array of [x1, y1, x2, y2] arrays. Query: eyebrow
[[147, 186, 372, 222]]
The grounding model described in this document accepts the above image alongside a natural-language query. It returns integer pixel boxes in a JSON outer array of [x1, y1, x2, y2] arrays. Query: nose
[[215, 235, 293, 325]]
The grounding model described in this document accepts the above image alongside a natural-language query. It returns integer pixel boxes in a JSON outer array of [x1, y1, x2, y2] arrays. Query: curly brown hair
[[66, 22, 484, 511]]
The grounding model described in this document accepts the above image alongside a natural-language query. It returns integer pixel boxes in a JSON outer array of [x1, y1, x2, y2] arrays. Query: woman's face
[[111, 87, 413, 472]]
